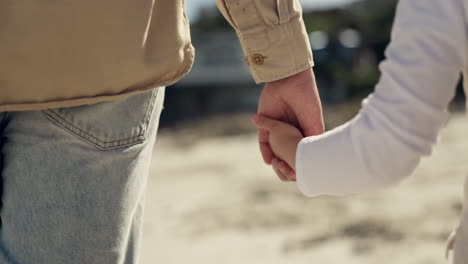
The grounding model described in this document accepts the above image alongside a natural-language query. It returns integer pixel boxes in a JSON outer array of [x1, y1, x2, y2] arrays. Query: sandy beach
[[140, 112, 467, 264]]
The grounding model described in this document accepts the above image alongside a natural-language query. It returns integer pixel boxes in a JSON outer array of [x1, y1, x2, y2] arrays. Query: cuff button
[[252, 53, 265, 65]]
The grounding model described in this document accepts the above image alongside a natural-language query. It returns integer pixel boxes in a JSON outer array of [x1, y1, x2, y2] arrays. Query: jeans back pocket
[[42, 88, 161, 150]]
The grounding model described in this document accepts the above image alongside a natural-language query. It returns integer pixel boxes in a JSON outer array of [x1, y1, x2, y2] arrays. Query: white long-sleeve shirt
[[296, 0, 468, 197]]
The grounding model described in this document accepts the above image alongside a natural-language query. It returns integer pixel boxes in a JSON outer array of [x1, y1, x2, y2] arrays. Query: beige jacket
[[0, 0, 313, 112]]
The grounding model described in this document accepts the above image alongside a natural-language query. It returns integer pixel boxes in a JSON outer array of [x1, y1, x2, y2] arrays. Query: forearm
[[296, 0, 466, 197], [296, 97, 451, 197]]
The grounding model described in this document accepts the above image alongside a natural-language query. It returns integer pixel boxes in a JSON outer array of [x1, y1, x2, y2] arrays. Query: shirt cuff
[[240, 18, 314, 83], [295, 124, 378, 197]]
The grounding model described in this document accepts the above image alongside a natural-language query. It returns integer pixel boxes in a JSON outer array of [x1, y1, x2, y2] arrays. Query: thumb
[[252, 114, 283, 132], [296, 108, 325, 137]]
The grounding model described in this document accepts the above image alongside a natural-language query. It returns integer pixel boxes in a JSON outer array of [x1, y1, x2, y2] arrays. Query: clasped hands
[[252, 68, 324, 182]]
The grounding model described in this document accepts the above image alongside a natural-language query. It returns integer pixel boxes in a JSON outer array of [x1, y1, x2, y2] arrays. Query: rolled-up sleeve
[[216, 0, 314, 83]]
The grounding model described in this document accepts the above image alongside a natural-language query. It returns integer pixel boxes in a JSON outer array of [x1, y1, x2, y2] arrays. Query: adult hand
[[256, 68, 324, 181]]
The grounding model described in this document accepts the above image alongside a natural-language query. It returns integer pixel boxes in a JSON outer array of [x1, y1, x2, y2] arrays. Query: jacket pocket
[[41, 88, 160, 151]]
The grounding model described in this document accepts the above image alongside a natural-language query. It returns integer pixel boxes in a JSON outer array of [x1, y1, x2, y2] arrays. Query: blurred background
[[141, 0, 467, 263]]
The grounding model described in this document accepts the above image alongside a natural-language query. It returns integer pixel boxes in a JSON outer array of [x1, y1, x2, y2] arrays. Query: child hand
[[252, 114, 304, 179]]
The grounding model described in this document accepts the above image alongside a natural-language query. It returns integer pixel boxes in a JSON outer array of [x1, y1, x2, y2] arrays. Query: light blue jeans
[[0, 87, 164, 264]]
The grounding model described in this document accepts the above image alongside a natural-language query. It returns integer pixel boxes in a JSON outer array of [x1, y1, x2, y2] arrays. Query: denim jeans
[[0, 87, 164, 264]]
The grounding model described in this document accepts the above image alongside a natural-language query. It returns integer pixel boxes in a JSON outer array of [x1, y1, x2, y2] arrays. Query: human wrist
[[267, 68, 313, 87], [291, 136, 302, 170]]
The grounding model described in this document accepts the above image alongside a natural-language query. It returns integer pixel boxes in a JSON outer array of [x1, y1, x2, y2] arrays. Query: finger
[[258, 128, 274, 165], [271, 158, 289, 182], [288, 170, 297, 182], [274, 159, 295, 182], [273, 167, 288, 182], [252, 114, 283, 132], [296, 107, 324, 137]]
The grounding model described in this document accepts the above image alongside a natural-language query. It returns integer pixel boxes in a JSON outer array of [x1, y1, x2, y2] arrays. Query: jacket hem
[[0, 44, 195, 112]]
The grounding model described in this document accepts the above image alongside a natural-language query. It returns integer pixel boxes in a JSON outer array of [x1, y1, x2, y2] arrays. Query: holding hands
[[252, 114, 304, 180], [254, 68, 324, 182]]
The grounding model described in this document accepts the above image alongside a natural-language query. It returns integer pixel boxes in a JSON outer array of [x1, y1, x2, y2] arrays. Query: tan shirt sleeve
[[216, 0, 314, 83]]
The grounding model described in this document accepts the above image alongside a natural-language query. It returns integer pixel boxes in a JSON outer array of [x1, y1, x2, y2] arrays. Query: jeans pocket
[[41, 88, 161, 150]]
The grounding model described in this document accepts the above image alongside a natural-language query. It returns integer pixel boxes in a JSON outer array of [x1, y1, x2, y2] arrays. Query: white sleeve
[[296, 0, 467, 197]]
